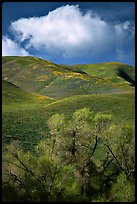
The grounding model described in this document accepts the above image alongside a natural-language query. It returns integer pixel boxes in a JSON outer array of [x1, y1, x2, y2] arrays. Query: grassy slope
[[3, 92, 135, 151], [2, 79, 55, 110], [65, 62, 135, 83], [2, 57, 134, 99], [2, 56, 135, 152], [2, 56, 71, 95]]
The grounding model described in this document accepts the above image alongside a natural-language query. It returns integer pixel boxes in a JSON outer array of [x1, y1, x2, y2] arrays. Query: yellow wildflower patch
[[64, 73, 88, 81], [53, 71, 62, 76]]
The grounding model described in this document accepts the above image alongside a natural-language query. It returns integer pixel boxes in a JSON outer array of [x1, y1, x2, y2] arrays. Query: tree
[[46, 108, 114, 198], [2, 140, 82, 202]]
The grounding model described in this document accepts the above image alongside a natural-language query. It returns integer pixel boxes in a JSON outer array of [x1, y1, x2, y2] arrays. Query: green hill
[[2, 56, 134, 100], [64, 62, 135, 83], [2, 79, 55, 111], [2, 79, 37, 104], [2, 56, 71, 95]]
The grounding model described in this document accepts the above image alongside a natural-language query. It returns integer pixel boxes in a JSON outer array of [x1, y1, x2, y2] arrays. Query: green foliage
[[94, 112, 112, 133], [2, 108, 135, 202], [2, 140, 84, 202], [72, 107, 93, 127], [111, 172, 135, 202], [47, 113, 65, 133], [105, 124, 135, 175]]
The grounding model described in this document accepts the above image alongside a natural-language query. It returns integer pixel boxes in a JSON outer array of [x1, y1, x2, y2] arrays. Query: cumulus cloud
[[2, 36, 30, 56], [3, 5, 134, 62], [9, 5, 112, 58]]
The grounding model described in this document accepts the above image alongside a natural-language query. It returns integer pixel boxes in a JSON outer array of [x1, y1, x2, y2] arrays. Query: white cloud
[[7, 5, 134, 60], [2, 36, 30, 56]]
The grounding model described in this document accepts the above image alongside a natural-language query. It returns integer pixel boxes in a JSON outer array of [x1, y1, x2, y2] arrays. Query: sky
[[2, 2, 135, 66]]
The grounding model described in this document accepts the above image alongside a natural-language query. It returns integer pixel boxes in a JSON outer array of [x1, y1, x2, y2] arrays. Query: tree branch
[[5, 171, 32, 201], [120, 143, 129, 173], [11, 152, 46, 189], [91, 134, 98, 156], [101, 158, 113, 175], [106, 145, 127, 175]]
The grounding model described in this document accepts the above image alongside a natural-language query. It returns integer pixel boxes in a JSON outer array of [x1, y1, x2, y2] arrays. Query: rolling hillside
[[64, 62, 135, 83], [2, 56, 134, 99], [2, 79, 55, 111], [3, 79, 40, 104], [2, 56, 135, 151]]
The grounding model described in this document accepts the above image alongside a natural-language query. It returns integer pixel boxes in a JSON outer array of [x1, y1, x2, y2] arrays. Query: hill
[[2, 56, 134, 100], [2, 79, 38, 104], [2, 79, 55, 111], [63, 62, 135, 83]]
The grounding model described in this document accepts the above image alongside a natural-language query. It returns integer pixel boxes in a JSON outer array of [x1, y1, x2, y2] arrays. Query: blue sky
[[2, 2, 135, 66]]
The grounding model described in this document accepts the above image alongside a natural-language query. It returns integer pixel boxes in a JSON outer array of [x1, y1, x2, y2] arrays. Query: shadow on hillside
[[116, 68, 135, 87]]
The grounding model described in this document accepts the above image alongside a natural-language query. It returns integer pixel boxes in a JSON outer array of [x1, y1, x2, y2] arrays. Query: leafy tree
[[46, 108, 113, 198], [2, 140, 83, 202]]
